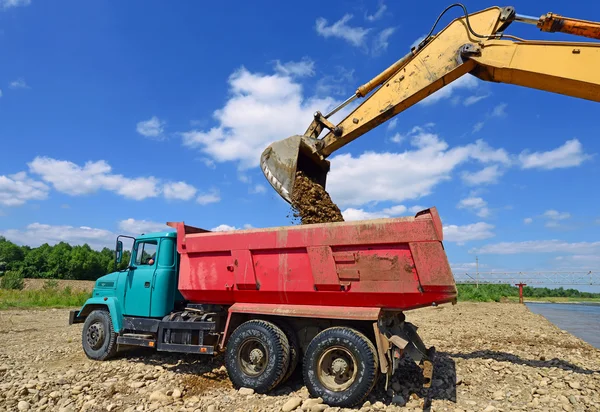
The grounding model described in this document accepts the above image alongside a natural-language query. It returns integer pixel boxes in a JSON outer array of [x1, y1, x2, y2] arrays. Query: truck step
[[117, 334, 156, 348], [122, 333, 154, 339]]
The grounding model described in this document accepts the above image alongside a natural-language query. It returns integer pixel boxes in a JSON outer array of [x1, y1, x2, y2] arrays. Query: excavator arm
[[261, 5, 600, 203]]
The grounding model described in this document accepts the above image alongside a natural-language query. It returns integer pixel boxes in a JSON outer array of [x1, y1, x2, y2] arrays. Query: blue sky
[[1, 0, 599, 285]]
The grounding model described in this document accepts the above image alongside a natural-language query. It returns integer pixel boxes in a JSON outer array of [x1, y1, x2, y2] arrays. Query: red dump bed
[[170, 208, 457, 311]]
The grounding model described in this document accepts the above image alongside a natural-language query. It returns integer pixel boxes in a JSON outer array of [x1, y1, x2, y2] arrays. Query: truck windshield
[[135, 240, 158, 266]]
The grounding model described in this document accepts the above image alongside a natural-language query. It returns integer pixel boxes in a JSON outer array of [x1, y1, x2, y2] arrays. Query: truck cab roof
[[136, 231, 177, 240]]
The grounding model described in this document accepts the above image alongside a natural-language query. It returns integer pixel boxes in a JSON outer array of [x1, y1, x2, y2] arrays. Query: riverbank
[[1, 302, 598, 411]]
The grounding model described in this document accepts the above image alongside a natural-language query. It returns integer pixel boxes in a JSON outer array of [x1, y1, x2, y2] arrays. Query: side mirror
[[115, 240, 123, 264]]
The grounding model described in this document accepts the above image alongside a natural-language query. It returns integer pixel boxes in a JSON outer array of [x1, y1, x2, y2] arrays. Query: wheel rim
[[86, 321, 105, 350], [237, 338, 268, 377], [316, 346, 358, 392]]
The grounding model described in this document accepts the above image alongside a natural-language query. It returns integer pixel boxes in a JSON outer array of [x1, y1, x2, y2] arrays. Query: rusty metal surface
[[228, 302, 381, 321], [174, 208, 456, 312]]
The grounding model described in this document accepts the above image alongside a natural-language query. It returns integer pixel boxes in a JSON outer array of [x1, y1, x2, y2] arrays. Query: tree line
[[0, 237, 130, 281], [457, 283, 600, 301]]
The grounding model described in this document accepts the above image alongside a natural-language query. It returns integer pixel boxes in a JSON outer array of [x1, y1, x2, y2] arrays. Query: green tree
[[0, 237, 25, 271], [22, 243, 51, 278]]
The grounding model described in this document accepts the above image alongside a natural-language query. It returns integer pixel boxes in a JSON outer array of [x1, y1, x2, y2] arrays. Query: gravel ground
[[0, 302, 598, 412]]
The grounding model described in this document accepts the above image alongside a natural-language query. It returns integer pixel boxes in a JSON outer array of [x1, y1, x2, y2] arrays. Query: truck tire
[[273, 320, 300, 384], [81, 309, 118, 361], [303, 327, 378, 407], [225, 320, 290, 393]]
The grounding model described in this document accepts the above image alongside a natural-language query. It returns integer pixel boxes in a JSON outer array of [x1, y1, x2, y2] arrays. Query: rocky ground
[[0, 302, 598, 412]]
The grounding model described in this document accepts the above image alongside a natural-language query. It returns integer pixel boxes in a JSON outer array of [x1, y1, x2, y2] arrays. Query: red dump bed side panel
[[174, 207, 456, 311]]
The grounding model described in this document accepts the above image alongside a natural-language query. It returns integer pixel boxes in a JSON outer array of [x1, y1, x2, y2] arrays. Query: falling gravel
[[291, 171, 344, 224]]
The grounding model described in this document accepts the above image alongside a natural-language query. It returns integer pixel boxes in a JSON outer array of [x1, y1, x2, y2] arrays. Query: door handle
[[144, 282, 150, 288]]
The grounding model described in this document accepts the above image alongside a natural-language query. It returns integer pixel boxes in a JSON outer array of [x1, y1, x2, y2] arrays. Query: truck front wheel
[[81, 310, 118, 361], [303, 327, 378, 407], [225, 320, 290, 393]]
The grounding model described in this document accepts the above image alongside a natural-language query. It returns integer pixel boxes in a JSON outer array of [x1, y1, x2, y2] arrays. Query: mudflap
[[381, 318, 436, 388]]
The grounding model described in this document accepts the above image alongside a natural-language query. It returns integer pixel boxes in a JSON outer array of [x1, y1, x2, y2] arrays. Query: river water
[[526, 302, 600, 349]]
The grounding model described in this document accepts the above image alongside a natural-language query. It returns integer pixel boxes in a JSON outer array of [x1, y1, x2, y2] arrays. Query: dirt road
[[0, 303, 598, 411]]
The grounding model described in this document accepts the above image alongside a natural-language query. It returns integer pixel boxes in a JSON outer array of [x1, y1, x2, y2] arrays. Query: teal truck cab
[[69, 230, 221, 361]]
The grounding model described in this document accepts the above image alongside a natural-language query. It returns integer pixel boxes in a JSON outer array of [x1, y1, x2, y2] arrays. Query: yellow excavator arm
[[261, 4, 600, 203]]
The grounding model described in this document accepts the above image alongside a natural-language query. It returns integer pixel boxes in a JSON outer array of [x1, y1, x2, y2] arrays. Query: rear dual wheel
[[225, 320, 290, 393], [303, 327, 379, 407]]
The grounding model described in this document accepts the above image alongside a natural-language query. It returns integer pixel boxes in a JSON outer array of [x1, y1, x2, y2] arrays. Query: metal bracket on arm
[[304, 111, 343, 140]]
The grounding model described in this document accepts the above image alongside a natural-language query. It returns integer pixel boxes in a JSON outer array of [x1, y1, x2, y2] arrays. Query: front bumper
[[68, 310, 85, 325]]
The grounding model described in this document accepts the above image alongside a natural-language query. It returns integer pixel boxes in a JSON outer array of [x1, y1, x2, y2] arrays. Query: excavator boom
[[261, 5, 600, 203]]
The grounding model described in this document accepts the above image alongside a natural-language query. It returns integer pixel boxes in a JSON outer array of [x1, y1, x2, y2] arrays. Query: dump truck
[[70, 208, 455, 407]]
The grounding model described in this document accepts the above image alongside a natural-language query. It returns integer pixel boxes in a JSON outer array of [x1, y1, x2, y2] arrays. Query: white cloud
[[274, 58, 315, 77], [491, 103, 507, 117], [0, 89, 3, 98], [372, 27, 395, 55], [420, 75, 478, 105], [457, 196, 490, 218], [472, 122, 484, 133], [387, 118, 398, 131], [118, 218, 172, 235], [9, 78, 28, 89], [328, 126, 510, 207], [315, 66, 355, 97], [250, 184, 267, 195], [315, 14, 370, 47], [464, 94, 489, 106], [443, 222, 495, 244], [342, 204, 406, 221], [543, 210, 570, 220], [365, 3, 386, 22], [408, 205, 425, 214], [28, 156, 199, 202], [524, 217, 533, 224], [196, 190, 220, 205], [472, 240, 600, 255], [181, 67, 339, 169], [29, 157, 160, 200], [163, 181, 197, 201], [0, 0, 30, 10], [0, 172, 49, 206], [519, 139, 591, 170], [200, 158, 216, 169], [0, 223, 114, 250], [389, 132, 404, 144], [542, 209, 570, 228], [461, 165, 504, 186], [136, 116, 166, 140], [211, 224, 238, 232]]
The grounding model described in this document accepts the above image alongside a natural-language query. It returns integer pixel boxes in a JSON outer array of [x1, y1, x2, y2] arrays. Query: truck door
[[125, 239, 158, 317]]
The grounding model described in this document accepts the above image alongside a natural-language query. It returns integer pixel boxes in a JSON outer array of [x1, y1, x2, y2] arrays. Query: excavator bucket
[[260, 135, 330, 203]]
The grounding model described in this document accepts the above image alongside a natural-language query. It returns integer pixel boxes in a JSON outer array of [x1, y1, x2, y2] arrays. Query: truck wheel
[[274, 320, 300, 384], [81, 310, 118, 361], [303, 327, 378, 407], [225, 320, 290, 393]]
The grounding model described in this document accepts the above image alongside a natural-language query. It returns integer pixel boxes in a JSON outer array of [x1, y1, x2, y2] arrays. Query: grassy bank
[[457, 284, 600, 303], [0, 287, 91, 309]]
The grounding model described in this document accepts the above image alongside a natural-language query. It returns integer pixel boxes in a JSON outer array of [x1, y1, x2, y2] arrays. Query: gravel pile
[[0, 303, 598, 411]]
